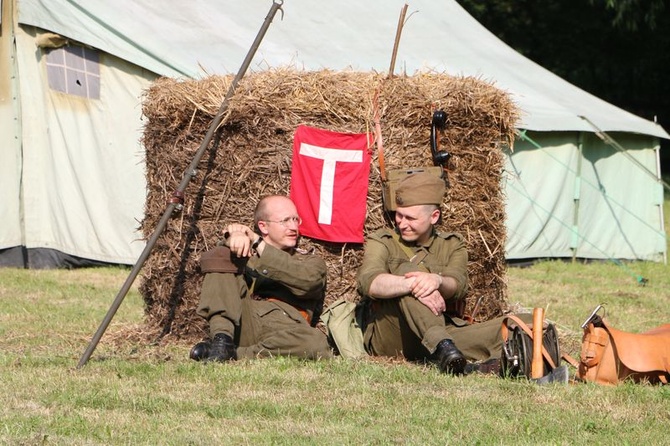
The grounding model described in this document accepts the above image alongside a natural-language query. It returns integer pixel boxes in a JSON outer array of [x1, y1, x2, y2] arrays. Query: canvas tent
[[1, 0, 667, 268], [0, 0, 158, 267]]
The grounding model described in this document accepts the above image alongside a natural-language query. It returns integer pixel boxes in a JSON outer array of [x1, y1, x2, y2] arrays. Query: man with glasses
[[191, 195, 332, 362]]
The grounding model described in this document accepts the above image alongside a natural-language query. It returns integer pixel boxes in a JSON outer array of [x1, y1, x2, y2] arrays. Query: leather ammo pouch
[[578, 316, 670, 385], [200, 246, 247, 274]]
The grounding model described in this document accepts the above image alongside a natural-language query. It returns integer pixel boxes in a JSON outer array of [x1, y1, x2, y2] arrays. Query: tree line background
[[457, 0, 670, 173]]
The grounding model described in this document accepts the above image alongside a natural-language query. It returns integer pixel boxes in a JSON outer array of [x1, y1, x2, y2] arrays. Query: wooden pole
[[388, 3, 409, 77], [76, 0, 285, 369], [531, 307, 545, 379]]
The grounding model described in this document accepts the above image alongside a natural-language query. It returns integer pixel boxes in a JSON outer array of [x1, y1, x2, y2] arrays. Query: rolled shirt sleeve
[[248, 244, 327, 301], [356, 235, 393, 297]]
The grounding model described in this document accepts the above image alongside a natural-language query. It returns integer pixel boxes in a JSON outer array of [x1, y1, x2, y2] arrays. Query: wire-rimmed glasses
[[265, 216, 302, 228]]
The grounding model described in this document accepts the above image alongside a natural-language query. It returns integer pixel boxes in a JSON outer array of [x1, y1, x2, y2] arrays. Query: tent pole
[[654, 145, 667, 265], [76, 0, 285, 369], [571, 132, 584, 262]]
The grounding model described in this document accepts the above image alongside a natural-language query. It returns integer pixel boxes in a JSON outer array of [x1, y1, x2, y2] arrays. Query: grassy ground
[[2, 261, 669, 445], [1, 200, 669, 445]]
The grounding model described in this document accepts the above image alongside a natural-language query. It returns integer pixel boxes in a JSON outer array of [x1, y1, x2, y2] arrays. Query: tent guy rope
[[516, 129, 666, 245], [505, 178, 649, 285], [579, 115, 670, 193]]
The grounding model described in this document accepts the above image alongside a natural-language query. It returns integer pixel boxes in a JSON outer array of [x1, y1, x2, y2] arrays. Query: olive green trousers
[[197, 273, 332, 360], [364, 295, 532, 362]]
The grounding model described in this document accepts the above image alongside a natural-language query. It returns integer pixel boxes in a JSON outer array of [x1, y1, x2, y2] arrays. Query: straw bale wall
[[139, 68, 519, 342]]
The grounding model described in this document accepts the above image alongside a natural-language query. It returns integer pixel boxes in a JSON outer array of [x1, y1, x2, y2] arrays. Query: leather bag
[[578, 306, 670, 385]]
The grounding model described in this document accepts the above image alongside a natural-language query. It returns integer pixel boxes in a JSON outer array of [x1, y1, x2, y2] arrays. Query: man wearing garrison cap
[[394, 172, 446, 208], [357, 172, 529, 375]]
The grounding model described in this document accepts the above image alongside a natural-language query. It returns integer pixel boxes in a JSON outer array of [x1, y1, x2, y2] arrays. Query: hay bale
[[139, 68, 519, 342]]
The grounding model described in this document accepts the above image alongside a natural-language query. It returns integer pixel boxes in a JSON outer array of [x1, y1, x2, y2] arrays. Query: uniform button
[[262, 269, 268, 274]]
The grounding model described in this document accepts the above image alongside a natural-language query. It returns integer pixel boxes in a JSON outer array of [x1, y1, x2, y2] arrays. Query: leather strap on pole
[[372, 88, 387, 182]]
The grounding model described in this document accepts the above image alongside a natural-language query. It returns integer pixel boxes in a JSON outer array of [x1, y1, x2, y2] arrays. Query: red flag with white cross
[[290, 125, 372, 243]]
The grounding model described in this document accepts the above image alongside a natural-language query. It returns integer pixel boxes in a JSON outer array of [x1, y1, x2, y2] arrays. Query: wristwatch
[[251, 236, 263, 251]]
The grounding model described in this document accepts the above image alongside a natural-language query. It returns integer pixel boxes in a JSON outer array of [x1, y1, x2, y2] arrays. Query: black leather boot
[[207, 333, 237, 362], [189, 341, 211, 361], [435, 339, 466, 375]]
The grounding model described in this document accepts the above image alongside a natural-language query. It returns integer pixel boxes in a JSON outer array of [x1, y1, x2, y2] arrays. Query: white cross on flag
[[290, 125, 371, 243]]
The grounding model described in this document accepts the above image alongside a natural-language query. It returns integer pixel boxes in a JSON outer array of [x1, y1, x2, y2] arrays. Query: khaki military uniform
[[357, 228, 525, 362], [197, 243, 332, 360]]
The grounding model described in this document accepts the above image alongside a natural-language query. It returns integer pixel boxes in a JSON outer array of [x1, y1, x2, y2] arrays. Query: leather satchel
[[577, 306, 670, 385]]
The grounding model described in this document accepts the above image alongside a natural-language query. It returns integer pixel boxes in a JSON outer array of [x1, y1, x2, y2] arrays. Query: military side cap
[[395, 172, 445, 207]]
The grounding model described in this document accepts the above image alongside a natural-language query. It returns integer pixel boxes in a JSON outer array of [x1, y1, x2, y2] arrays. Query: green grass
[[1, 262, 669, 445], [1, 196, 668, 444]]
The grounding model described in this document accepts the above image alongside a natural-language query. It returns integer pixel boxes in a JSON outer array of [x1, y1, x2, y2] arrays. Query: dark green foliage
[[457, 0, 670, 170]]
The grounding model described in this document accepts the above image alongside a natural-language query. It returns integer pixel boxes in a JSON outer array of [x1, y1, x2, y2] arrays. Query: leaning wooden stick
[[531, 307, 545, 379], [76, 0, 285, 369]]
